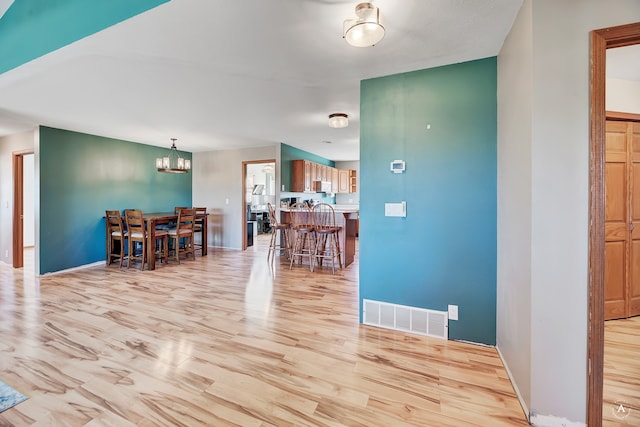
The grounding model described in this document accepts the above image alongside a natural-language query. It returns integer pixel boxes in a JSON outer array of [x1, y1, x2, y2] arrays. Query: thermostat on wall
[[390, 160, 405, 174]]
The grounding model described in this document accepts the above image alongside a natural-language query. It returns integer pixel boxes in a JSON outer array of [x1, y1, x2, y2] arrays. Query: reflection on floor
[[0, 239, 527, 426], [249, 232, 272, 252], [603, 315, 640, 426]]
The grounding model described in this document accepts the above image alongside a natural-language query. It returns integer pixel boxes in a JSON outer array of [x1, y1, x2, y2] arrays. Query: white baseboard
[[529, 413, 585, 427], [40, 260, 105, 276], [496, 346, 530, 423]]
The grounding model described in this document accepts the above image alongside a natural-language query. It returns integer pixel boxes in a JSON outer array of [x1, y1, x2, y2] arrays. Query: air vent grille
[[363, 299, 448, 339]]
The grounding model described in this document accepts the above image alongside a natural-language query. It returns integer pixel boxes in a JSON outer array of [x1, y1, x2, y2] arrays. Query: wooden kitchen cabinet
[[321, 165, 329, 182], [311, 162, 318, 181], [338, 169, 350, 193], [349, 169, 357, 193], [292, 160, 344, 193], [291, 160, 312, 192]]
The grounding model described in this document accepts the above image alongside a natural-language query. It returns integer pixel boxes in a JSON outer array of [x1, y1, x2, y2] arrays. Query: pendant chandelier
[[155, 138, 191, 174]]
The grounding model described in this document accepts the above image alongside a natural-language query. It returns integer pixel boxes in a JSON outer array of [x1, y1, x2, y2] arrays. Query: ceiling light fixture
[[343, 2, 385, 47], [156, 138, 191, 173], [328, 113, 349, 128]]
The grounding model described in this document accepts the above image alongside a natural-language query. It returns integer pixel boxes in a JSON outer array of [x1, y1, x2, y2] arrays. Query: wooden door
[[629, 122, 640, 317], [604, 120, 640, 319], [12, 152, 25, 268], [605, 121, 628, 319]]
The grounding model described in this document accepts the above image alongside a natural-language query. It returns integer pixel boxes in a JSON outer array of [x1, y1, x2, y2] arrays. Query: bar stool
[[312, 203, 342, 274], [105, 210, 128, 267], [289, 202, 315, 271], [267, 203, 291, 263]]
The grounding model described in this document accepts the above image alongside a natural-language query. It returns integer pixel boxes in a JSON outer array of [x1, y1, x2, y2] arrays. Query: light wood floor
[[603, 316, 640, 426], [1, 237, 529, 426]]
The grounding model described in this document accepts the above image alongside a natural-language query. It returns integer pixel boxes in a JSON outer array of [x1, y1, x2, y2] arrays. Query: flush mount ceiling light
[[328, 113, 349, 128], [343, 2, 385, 47], [155, 138, 191, 173]]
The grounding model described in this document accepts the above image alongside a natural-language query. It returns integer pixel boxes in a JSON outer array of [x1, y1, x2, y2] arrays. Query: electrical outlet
[[5, 249, 8, 258], [448, 304, 458, 321]]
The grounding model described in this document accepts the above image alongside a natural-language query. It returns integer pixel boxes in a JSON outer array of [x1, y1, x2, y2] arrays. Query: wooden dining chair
[[193, 207, 207, 256], [289, 202, 315, 271], [125, 210, 169, 270], [312, 203, 342, 274], [169, 208, 195, 263], [105, 210, 127, 267], [125, 210, 147, 270]]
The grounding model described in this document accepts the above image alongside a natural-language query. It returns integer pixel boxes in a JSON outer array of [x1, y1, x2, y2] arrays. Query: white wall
[[0, 130, 35, 265], [607, 77, 640, 113], [192, 145, 277, 250], [497, 0, 640, 424], [334, 160, 360, 205], [497, 0, 532, 416]]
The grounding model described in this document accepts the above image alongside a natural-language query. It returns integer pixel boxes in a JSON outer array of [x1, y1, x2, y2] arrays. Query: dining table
[[143, 211, 208, 270]]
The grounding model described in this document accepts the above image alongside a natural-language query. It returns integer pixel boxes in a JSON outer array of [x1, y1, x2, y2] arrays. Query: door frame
[[12, 149, 33, 268], [588, 21, 640, 426], [241, 159, 276, 250]]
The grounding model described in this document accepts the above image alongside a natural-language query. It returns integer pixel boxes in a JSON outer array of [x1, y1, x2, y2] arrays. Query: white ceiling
[[0, 0, 531, 160], [0, 0, 13, 19]]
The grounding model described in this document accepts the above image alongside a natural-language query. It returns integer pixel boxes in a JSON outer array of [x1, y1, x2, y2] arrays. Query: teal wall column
[[39, 126, 192, 274], [359, 57, 497, 345]]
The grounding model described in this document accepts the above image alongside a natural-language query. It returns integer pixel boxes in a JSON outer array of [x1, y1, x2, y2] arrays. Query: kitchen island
[[280, 205, 359, 268]]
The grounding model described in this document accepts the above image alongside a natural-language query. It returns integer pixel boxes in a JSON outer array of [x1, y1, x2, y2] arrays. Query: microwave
[[313, 181, 332, 193]]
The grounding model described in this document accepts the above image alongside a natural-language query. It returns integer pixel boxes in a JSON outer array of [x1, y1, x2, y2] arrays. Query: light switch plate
[[384, 201, 406, 217]]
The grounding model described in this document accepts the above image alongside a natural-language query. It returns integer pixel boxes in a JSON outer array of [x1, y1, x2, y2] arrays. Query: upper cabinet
[[291, 159, 312, 192], [331, 167, 339, 194], [349, 169, 357, 193], [338, 169, 350, 193], [337, 169, 356, 193], [291, 159, 356, 193]]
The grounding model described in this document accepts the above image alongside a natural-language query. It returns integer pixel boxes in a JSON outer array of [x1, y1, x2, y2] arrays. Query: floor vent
[[363, 299, 448, 340]]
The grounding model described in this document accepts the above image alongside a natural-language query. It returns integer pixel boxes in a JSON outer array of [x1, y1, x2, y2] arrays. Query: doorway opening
[[12, 150, 34, 269], [241, 159, 276, 250], [588, 21, 640, 426]]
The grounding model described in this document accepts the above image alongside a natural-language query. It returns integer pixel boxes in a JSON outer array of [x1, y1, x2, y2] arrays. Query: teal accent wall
[[39, 126, 191, 274], [280, 143, 335, 192], [359, 57, 497, 345], [0, 0, 169, 75]]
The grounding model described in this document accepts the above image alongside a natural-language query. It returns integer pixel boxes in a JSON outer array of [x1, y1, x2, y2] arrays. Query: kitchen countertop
[[280, 204, 358, 213]]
